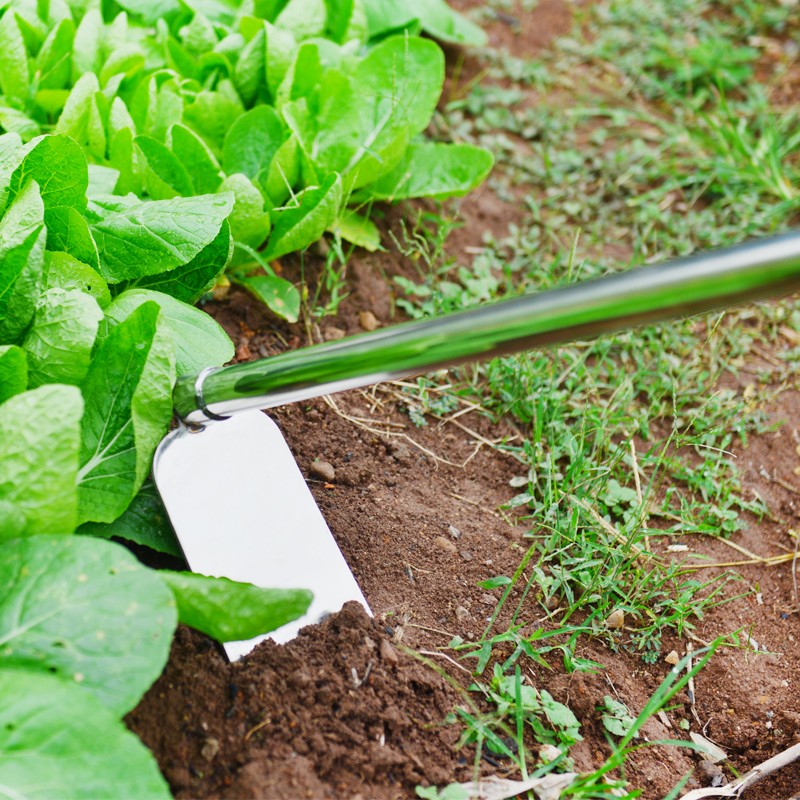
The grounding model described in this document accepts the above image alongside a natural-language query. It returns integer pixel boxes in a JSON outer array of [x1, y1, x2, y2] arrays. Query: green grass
[[400, 0, 800, 795]]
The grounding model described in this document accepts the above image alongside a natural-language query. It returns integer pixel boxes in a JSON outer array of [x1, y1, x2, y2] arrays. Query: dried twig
[[681, 741, 800, 799]]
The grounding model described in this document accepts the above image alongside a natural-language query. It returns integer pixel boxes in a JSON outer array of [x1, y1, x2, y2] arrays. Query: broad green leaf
[[0, 131, 24, 208], [260, 133, 300, 205], [86, 91, 107, 160], [264, 172, 342, 260], [114, 0, 181, 23], [161, 570, 312, 642], [0, 180, 46, 341], [0, 385, 83, 537], [55, 72, 100, 143], [275, 0, 326, 39], [181, 12, 218, 54], [0, 11, 30, 106], [233, 26, 266, 106], [0, 105, 40, 141], [8, 134, 89, 212], [136, 134, 194, 198], [219, 172, 271, 249], [363, 142, 494, 201], [45, 206, 100, 269], [265, 20, 297, 95], [121, 219, 232, 303], [88, 192, 234, 282], [325, 0, 367, 43], [102, 288, 233, 375], [78, 302, 175, 524], [34, 87, 69, 115], [0, 669, 170, 799], [329, 208, 380, 251], [80, 479, 181, 558], [286, 36, 444, 190], [0, 535, 177, 714], [222, 105, 285, 179], [87, 164, 120, 196], [23, 288, 103, 387], [238, 272, 300, 321], [108, 100, 144, 196], [36, 17, 75, 90], [0, 345, 26, 404], [364, 0, 487, 46], [43, 251, 111, 307], [71, 8, 102, 82], [99, 43, 145, 87], [169, 122, 222, 194], [183, 78, 245, 154]]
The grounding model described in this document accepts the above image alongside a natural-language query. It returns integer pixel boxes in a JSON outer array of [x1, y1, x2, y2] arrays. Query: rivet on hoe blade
[[153, 231, 800, 660]]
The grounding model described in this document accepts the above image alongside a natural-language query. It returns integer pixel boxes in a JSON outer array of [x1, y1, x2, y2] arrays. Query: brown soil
[[127, 3, 800, 799]]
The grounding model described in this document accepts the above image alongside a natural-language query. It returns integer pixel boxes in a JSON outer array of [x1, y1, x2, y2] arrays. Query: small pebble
[[448, 525, 461, 540], [379, 638, 399, 665], [323, 326, 346, 341], [696, 760, 725, 787], [201, 738, 220, 761], [455, 606, 471, 621], [539, 744, 561, 763], [359, 310, 379, 331], [434, 536, 458, 554], [479, 593, 496, 606], [460, 550, 473, 562], [605, 609, 625, 629], [310, 461, 336, 482], [665, 650, 680, 665]]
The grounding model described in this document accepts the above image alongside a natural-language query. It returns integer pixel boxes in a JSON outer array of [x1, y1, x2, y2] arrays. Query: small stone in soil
[[379, 639, 399, 664], [448, 525, 461, 540], [460, 550, 473, 561], [665, 650, 680, 665], [323, 326, 346, 341], [310, 461, 336, 482], [359, 310, 379, 331], [434, 536, 458, 554], [201, 738, 220, 761], [455, 606, 471, 621], [696, 760, 726, 787]]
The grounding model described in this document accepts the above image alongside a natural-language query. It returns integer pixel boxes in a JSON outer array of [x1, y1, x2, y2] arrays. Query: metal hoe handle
[[174, 232, 800, 425]]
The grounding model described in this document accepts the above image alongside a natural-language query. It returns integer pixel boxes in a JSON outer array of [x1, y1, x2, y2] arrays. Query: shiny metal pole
[[174, 232, 800, 425]]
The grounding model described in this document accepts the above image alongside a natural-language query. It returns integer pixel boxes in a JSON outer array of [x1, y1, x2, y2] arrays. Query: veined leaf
[[8, 134, 89, 212], [364, 0, 487, 46], [219, 172, 271, 249], [87, 192, 234, 282], [102, 288, 234, 375], [43, 251, 111, 307], [78, 302, 175, 524], [169, 122, 223, 194], [264, 172, 342, 260], [275, 0, 326, 39], [0, 385, 83, 537], [135, 134, 194, 198], [329, 208, 381, 251], [362, 142, 494, 201], [72, 8, 103, 82], [120, 219, 232, 303], [0, 535, 176, 715], [0, 11, 30, 107], [222, 105, 285, 180], [0, 345, 27, 404], [80, 479, 181, 558], [23, 288, 103, 387], [161, 570, 312, 642], [36, 17, 75, 90], [55, 72, 100, 144], [183, 78, 245, 154], [0, 180, 46, 341], [45, 206, 100, 269], [237, 271, 300, 322], [0, 669, 171, 799]]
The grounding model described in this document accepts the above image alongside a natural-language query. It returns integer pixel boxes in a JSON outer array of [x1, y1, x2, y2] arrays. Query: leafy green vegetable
[[219, 172, 271, 249], [0, 179, 45, 341], [43, 251, 111, 307], [102, 288, 233, 375], [363, 142, 495, 201], [80, 479, 182, 558], [0, 344, 26, 404], [88, 193, 234, 282], [78, 302, 174, 524], [0, 385, 83, 538], [161, 570, 313, 642], [364, 0, 487, 46], [0, 669, 171, 799], [0, 535, 176, 714], [23, 288, 103, 387], [236, 271, 300, 322]]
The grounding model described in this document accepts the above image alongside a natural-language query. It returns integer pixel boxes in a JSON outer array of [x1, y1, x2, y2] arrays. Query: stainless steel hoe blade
[[153, 411, 369, 661], [155, 232, 800, 659]]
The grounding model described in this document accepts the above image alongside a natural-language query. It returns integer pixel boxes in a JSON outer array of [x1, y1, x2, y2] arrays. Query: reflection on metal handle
[[174, 232, 800, 425]]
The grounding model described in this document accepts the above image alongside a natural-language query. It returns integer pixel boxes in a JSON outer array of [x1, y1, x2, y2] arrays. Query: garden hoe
[[154, 232, 800, 660]]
